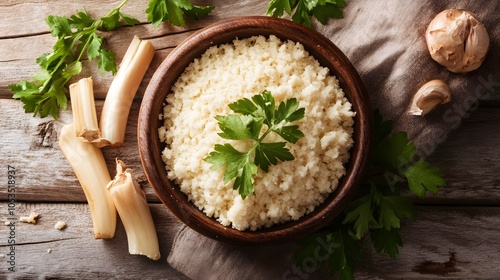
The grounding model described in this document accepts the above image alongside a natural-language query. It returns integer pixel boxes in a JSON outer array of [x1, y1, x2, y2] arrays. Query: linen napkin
[[167, 1, 500, 279]]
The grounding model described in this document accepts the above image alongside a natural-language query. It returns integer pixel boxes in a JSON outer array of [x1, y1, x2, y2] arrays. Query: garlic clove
[[425, 9, 490, 73], [409, 80, 451, 116]]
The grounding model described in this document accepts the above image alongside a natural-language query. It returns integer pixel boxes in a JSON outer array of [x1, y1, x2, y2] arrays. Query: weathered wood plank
[[0, 0, 270, 99], [0, 0, 269, 37], [1, 203, 499, 279], [0, 0, 147, 38], [0, 98, 160, 203], [413, 106, 500, 205], [356, 206, 500, 279], [0, 202, 188, 279]]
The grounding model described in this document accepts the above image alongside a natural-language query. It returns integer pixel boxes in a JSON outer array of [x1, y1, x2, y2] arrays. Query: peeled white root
[[107, 159, 161, 260], [59, 124, 117, 239]]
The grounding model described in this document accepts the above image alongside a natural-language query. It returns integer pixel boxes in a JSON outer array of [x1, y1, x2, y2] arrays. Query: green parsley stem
[[38, 55, 67, 94], [257, 125, 274, 142], [38, 74, 54, 95], [76, 31, 95, 63], [113, 0, 129, 12]]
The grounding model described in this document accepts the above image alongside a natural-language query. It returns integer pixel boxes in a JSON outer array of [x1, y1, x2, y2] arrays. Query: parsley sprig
[[9, 0, 139, 119], [267, 0, 346, 28], [146, 0, 215, 27], [294, 110, 445, 279], [204, 90, 305, 199]]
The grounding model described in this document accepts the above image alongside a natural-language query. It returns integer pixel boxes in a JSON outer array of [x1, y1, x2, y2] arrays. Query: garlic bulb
[[409, 80, 451, 116], [425, 9, 489, 73]]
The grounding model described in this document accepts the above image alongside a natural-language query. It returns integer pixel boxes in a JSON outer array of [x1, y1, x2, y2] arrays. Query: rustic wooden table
[[1, 1, 499, 279]]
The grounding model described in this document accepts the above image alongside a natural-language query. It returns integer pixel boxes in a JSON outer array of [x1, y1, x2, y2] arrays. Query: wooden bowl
[[138, 16, 371, 245]]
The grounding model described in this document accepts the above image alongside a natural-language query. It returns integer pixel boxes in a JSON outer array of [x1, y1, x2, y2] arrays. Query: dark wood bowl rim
[[138, 16, 371, 245]]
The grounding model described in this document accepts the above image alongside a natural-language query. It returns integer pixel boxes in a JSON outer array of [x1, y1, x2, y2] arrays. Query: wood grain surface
[[0, 0, 499, 279]]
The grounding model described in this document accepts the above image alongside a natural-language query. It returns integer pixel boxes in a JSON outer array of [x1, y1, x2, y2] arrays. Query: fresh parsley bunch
[[10, 0, 216, 119], [9, 0, 139, 119], [267, 0, 346, 28], [204, 90, 305, 199], [295, 111, 445, 279], [146, 0, 215, 27]]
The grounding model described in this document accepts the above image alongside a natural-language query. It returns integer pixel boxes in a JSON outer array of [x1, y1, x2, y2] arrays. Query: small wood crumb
[[54, 221, 66, 230], [47, 248, 52, 254], [4, 221, 10, 226], [19, 212, 41, 224]]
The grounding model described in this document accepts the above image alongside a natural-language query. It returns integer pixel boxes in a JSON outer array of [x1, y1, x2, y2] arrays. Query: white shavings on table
[[54, 221, 66, 230], [19, 212, 41, 224]]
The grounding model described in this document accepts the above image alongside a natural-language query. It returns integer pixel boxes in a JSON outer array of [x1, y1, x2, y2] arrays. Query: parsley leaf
[[249, 90, 276, 126], [267, 0, 293, 18], [100, 4, 140, 31], [342, 193, 378, 239], [403, 160, 445, 197], [343, 182, 414, 240], [275, 96, 305, 124], [255, 142, 294, 172], [371, 131, 416, 168], [146, 0, 214, 27], [9, 0, 139, 119], [327, 228, 362, 280], [204, 143, 258, 198], [274, 125, 305, 144], [291, 1, 313, 27], [233, 159, 259, 199], [312, 2, 345, 24], [204, 90, 305, 199], [377, 195, 415, 230], [370, 227, 403, 260], [295, 227, 362, 280], [215, 115, 258, 140], [267, 0, 346, 28]]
